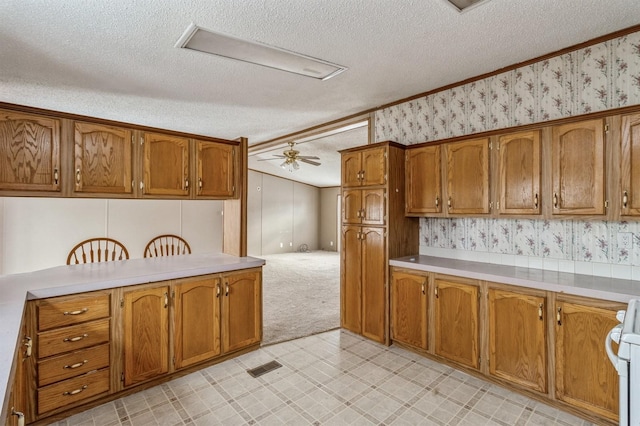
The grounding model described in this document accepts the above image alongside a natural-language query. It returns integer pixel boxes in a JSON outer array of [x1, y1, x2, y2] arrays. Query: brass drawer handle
[[534, 193, 539, 209], [447, 197, 452, 208], [225, 283, 229, 297], [64, 360, 88, 369], [623, 190, 629, 208], [421, 283, 426, 295], [63, 333, 88, 343], [54, 168, 59, 185], [556, 307, 562, 325], [216, 283, 221, 298], [553, 193, 558, 208], [538, 303, 543, 320], [64, 308, 88, 316], [75, 168, 81, 184], [63, 385, 88, 396], [435, 196, 439, 208]]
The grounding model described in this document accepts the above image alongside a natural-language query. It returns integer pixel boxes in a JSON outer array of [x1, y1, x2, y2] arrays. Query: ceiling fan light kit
[[258, 141, 321, 172]]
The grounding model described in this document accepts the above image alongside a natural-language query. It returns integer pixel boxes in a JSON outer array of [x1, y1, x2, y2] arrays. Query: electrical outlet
[[330, 241, 334, 246], [280, 242, 283, 248]]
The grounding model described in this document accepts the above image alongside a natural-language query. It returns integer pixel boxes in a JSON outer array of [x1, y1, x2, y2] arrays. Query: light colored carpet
[[260, 250, 340, 345]]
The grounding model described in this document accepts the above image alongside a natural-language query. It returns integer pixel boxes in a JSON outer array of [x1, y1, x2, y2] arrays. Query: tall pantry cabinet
[[340, 141, 418, 344]]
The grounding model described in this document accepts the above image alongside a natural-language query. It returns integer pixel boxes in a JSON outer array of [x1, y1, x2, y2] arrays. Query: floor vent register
[[247, 360, 282, 378]]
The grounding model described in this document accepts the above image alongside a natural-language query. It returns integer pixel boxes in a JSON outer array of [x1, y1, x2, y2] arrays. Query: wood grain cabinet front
[[620, 113, 640, 216], [444, 138, 490, 215], [27, 291, 113, 420], [0, 109, 61, 193], [341, 146, 386, 188], [390, 269, 428, 350], [195, 140, 237, 198], [488, 286, 547, 393], [433, 275, 480, 369], [73, 121, 134, 195], [405, 145, 442, 215], [142, 132, 190, 197], [221, 269, 262, 354]]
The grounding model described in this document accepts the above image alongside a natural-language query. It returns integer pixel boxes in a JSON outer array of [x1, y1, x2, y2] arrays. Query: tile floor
[[53, 330, 594, 425]]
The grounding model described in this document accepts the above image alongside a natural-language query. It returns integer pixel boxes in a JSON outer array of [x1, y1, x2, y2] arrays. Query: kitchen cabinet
[[221, 269, 262, 353], [196, 140, 237, 198], [0, 109, 61, 192], [73, 121, 134, 195], [340, 142, 418, 345], [142, 132, 190, 197], [433, 275, 479, 369], [341, 146, 386, 187], [122, 284, 169, 387], [554, 296, 623, 422], [488, 286, 547, 393], [444, 137, 490, 215], [551, 119, 605, 215], [342, 188, 385, 225], [496, 130, 541, 215], [390, 269, 428, 350], [341, 226, 386, 342], [405, 144, 442, 215], [5, 322, 27, 426], [173, 277, 221, 370], [28, 291, 112, 420], [620, 113, 640, 216]]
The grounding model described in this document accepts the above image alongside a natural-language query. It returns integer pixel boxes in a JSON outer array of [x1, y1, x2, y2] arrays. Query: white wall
[[319, 187, 340, 251], [247, 170, 320, 256], [0, 197, 223, 275]]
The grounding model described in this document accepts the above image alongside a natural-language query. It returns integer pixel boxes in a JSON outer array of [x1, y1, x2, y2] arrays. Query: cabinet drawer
[[37, 368, 110, 414], [38, 343, 110, 387], [38, 318, 110, 358], [37, 292, 110, 331]]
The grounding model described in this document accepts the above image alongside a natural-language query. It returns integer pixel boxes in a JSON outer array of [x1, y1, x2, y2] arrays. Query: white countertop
[[0, 253, 265, 422], [390, 255, 640, 303]]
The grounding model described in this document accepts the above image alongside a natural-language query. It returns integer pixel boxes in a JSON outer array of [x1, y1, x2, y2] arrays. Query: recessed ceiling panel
[[176, 23, 347, 80]]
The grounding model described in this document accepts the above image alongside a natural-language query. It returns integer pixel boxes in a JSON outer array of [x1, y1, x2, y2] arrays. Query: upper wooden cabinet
[[196, 140, 236, 198], [488, 286, 547, 393], [620, 113, 640, 216], [496, 131, 541, 215], [551, 119, 605, 215], [342, 146, 386, 187], [554, 296, 623, 422], [444, 138, 490, 215], [0, 109, 61, 192], [73, 121, 133, 195], [142, 132, 190, 197], [433, 275, 480, 369], [342, 188, 386, 225], [405, 145, 442, 215]]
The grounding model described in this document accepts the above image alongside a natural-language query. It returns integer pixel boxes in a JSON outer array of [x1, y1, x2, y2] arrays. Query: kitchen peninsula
[[0, 253, 264, 425]]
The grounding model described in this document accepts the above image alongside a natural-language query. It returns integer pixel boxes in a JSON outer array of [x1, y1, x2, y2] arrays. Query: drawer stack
[[33, 292, 111, 415]]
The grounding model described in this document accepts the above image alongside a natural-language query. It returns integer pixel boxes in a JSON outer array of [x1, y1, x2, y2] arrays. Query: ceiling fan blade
[[297, 155, 320, 160], [256, 155, 286, 161], [299, 158, 321, 166]]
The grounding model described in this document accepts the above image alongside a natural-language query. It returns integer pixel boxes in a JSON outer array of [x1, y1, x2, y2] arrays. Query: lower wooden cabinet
[[390, 269, 428, 350], [18, 267, 262, 424], [555, 296, 623, 422], [488, 286, 547, 393], [122, 284, 170, 387], [433, 275, 480, 369]]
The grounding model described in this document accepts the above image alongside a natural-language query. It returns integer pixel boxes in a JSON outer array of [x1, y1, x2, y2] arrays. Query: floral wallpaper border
[[375, 31, 640, 145]]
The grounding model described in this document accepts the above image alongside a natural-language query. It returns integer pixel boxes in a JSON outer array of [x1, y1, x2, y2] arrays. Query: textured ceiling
[[1, 0, 639, 187]]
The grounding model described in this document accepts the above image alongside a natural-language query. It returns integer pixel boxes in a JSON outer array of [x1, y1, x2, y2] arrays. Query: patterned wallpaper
[[374, 30, 640, 278]]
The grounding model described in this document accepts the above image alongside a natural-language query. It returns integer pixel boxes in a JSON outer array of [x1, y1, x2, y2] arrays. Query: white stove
[[607, 298, 640, 425]]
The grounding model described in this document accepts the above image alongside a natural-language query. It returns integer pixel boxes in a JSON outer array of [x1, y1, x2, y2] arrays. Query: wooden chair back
[[144, 234, 191, 258], [67, 238, 129, 265]]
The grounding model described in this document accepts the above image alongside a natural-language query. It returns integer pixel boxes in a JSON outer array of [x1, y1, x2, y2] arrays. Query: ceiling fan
[[257, 141, 321, 172]]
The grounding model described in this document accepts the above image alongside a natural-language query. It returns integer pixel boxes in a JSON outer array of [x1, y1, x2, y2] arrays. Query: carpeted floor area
[[259, 250, 340, 345]]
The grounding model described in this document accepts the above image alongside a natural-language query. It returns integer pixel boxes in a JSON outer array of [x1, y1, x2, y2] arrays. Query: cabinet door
[[361, 189, 385, 225], [434, 277, 479, 368], [142, 132, 190, 196], [488, 288, 546, 392], [342, 189, 363, 224], [361, 227, 387, 343], [341, 226, 362, 334], [342, 151, 362, 187], [555, 299, 621, 421], [221, 270, 261, 354], [73, 122, 133, 195], [123, 285, 169, 387], [361, 146, 386, 186], [406, 145, 442, 215], [551, 119, 605, 215], [0, 109, 61, 192], [497, 131, 541, 215], [174, 277, 221, 369], [196, 140, 236, 198], [391, 270, 427, 349], [621, 113, 640, 216], [445, 138, 489, 214]]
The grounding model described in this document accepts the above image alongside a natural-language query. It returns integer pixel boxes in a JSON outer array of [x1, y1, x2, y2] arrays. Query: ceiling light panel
[[176, 23, 347, 80]]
